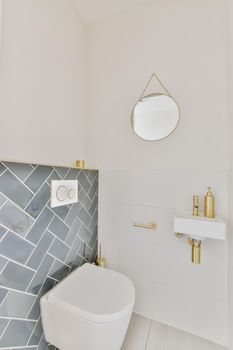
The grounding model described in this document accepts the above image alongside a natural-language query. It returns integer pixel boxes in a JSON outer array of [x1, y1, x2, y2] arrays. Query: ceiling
[[69, 0, 151, 23]]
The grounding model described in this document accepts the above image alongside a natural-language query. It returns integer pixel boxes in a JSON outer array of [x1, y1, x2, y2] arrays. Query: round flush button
[[68, 189, 75, 199], [56, 185, 68, 201]]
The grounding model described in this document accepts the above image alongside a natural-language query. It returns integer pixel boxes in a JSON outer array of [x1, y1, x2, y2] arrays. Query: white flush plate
[[51, 180, 78, 208], [174, 212, 226, 240]]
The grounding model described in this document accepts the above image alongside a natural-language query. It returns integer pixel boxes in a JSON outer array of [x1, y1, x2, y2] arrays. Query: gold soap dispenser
[[204, 187, 215, 218]]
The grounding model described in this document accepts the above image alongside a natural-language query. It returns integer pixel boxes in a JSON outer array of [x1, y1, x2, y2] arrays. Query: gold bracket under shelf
[[133, 222, 157, 230]]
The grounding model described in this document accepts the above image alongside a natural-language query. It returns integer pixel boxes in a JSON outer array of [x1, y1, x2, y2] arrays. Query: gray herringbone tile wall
[[0, 161, 98, 350]]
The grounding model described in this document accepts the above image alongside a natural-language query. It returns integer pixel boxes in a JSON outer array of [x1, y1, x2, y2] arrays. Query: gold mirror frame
[[131, 74, 180, 142]]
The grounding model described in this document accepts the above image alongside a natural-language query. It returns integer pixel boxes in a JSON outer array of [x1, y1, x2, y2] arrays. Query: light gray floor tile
[[122, 313, 151, 350], [146, 319, 227, 350]]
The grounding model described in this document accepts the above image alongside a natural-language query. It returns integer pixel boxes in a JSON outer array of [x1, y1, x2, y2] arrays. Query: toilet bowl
[[40, 263, 135, 350]]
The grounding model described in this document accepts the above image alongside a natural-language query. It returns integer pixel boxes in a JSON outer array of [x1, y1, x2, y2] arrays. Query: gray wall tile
[[0, 261, 34, 292], [0, 318, 9, 337], [0, 193, 7, 208], [37, 335, 47, 350], [79, 188, 91, 210], [0, 320, 36, 347], [53, 167, 69, 179], [27, 255, 54, 295], [25, 166, 53, 193], [64, 168, 79, 180], [48, 239, 69, 262], [48, 216, 69, 241], [0, 171, 33, 209], [65, 202, 80, 227], [25, 184, 50, 219], [3, 162, 34, 181], [0, 231, 34, 264], [65, 218, 82, 246], [0, 161, 98, 350], [0, 290, 36, 318], [78, 242, 91, 261], [65, 236, 82, 266], [50, 204, 69, 221], [0, 287, 8, 304], [26, 208, 54, 244], [0, 163, 6, 176], [88, 178, 98, 199], [78, 225, 91, 244], [79, 207, 91, 226], [28, 278, 55, 320], [28, 318, 43, 346], [78, 172, 91, 192], [0, 201, 34, 237], [26, 231, 54, 270], [0, 225, 7, 239], [49, 260, 70, 281], [0, 256, 8, 272]]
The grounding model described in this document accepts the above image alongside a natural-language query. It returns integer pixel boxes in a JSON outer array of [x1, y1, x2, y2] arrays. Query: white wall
[[87, 0, 228, 345], [228, 0, 233, 348], [0, 0, 86, 167]]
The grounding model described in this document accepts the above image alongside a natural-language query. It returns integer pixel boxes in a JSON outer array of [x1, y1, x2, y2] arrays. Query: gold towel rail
[[133, 222, 157, 230]]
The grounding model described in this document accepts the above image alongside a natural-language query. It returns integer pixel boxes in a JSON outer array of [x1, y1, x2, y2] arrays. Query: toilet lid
[[48, 263, 135, 323]]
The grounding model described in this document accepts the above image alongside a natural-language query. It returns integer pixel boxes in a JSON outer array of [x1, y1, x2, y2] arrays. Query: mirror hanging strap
[[139, 73, 173, 101]]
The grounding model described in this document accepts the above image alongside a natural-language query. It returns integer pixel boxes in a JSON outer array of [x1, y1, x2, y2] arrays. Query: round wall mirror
[[131, 93, 180, 141]]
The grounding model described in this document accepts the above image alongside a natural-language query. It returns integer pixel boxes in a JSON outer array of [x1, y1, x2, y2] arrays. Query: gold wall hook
[[134, 222, 157, 230]]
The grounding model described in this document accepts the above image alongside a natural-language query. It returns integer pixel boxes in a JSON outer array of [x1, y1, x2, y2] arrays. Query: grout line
[[25, 200, 55, 242], [1, 166, 35, 195], [0, 319, 10, 340], [26, 316, 40, 346], [51, 168, 62, 180], [0, 224, 36, 247], [53, 167, 69, 180], [47, 229, 71, 249], [1, 346, 37, 349], [0, 194, 36, 222], [0, 288, 9, 307], [0, 285, 37, 297], [24, 211, 56, 265], [21, 164, 39, 183], [45, 205, 71, 230], [47, 253, 70, 269], [0, 254, 37, 273], [26, 252, 52, 294], [0, 198, 7, 211], [0, 230, 9, 242], [145, 319, 153, 350], [0, 169, 8, 178], [0, 316, 37, 322], [23, 169, 55, 211]]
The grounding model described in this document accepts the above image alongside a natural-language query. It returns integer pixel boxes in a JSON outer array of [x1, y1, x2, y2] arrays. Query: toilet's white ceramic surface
[[40, 263, 135, 350]]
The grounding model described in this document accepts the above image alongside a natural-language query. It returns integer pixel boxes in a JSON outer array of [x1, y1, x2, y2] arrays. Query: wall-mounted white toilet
[[40, 263, 135, 350]]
